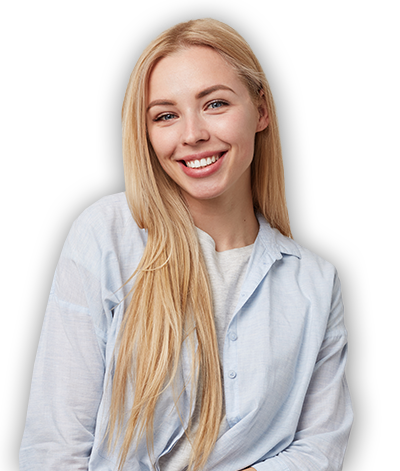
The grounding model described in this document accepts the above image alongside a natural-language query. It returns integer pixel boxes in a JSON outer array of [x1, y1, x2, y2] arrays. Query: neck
[[184, 189, 259, 252]]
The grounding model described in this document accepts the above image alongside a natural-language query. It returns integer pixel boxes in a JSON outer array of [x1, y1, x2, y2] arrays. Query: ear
[[256, 90, 269, 132]]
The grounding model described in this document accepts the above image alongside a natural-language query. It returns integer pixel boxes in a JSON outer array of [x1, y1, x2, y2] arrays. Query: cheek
[[148, 129, 174, 162], [216, 113, 257, 154]]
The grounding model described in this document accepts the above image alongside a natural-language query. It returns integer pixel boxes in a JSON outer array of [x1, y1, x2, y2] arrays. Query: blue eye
[[208, 100, 228, 109], [155, 113, 176, 122]]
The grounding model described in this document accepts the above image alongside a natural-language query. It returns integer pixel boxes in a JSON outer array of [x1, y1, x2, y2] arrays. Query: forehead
[[147, 46, 244, 100]]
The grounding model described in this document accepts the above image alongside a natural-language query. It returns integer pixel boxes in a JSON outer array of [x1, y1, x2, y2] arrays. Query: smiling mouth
[[183, 152, 225, 169]]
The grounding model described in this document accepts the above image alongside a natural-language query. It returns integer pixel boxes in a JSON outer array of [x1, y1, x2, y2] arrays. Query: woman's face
[[146, 46, 268, 207]]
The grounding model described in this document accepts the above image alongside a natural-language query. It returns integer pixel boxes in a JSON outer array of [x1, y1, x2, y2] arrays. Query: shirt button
[[228, 370, 237, 379], [228, 331, 238, 341]]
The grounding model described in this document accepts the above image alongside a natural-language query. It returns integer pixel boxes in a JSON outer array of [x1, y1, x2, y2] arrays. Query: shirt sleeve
[[252, 272, 353, 471], [19, 220, 108, 471]]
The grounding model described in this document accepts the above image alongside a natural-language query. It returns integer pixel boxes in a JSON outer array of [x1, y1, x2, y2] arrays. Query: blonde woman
[[20, 18, 352, 471]]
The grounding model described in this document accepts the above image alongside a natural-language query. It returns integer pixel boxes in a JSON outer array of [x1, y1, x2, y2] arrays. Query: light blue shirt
[[20, 192, 352, 471]]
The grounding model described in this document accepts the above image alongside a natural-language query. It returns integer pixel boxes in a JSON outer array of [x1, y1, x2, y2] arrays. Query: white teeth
[[186, 154, 221, 169]]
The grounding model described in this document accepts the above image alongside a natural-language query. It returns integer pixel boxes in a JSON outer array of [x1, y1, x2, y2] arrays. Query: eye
[[207, 100, 229, 110], [154, 113, 177, 122]]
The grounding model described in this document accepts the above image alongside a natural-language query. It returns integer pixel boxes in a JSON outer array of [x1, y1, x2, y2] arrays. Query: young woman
[[20, 18, 352, 471]]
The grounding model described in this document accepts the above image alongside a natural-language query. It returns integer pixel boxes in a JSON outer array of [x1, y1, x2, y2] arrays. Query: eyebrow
[[146, 99, 176, 111], [196, 84, 236, 99], [147, 84, 236, 111]]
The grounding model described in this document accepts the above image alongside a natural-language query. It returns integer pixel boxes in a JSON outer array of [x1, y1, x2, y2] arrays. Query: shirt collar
[[256, 214, 301, 260]]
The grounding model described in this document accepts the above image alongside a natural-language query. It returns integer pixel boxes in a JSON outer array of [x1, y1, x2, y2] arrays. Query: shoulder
[[257, 215, 338, 291], [274, 232, 344, 330], [71, 192, 143, 238], [287, 236, 336, 279], [284, 233, 338, 288], [259, 216, 336, 272], [72, 192, 132, 232], [62, 192, 147, 268]]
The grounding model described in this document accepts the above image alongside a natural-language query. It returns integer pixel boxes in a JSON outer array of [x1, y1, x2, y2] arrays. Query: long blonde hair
[[108, 18, 291, 470]]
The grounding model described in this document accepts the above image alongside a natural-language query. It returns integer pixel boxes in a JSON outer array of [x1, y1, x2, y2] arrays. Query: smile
[[184, 153, 224, 169], [186, 155, 219, 169]]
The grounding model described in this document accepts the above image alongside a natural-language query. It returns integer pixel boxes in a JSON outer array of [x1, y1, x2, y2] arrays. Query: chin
[[181, 184, 225, 200]]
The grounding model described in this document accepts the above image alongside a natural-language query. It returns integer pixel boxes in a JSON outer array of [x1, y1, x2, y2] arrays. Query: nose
[[182, 114, 210, 146]]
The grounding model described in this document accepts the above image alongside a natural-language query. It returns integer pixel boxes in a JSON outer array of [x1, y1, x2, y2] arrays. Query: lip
[[178, 150, 227, 178]]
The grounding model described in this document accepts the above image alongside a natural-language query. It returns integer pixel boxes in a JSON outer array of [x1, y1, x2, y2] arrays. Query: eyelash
[[153, 100, 229, 122], [154, 113, 176, 122], [207, 99, 229, 110]]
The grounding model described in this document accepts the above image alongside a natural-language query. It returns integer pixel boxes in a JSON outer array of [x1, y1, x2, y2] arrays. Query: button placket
[[224, 316, 239, 425], [227, 330, 238, 380]]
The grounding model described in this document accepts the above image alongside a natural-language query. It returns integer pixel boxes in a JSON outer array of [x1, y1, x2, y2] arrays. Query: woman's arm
[[250, 273, 353, 471], [19, 294, 105, 470], [19, 221, 108, 470]]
